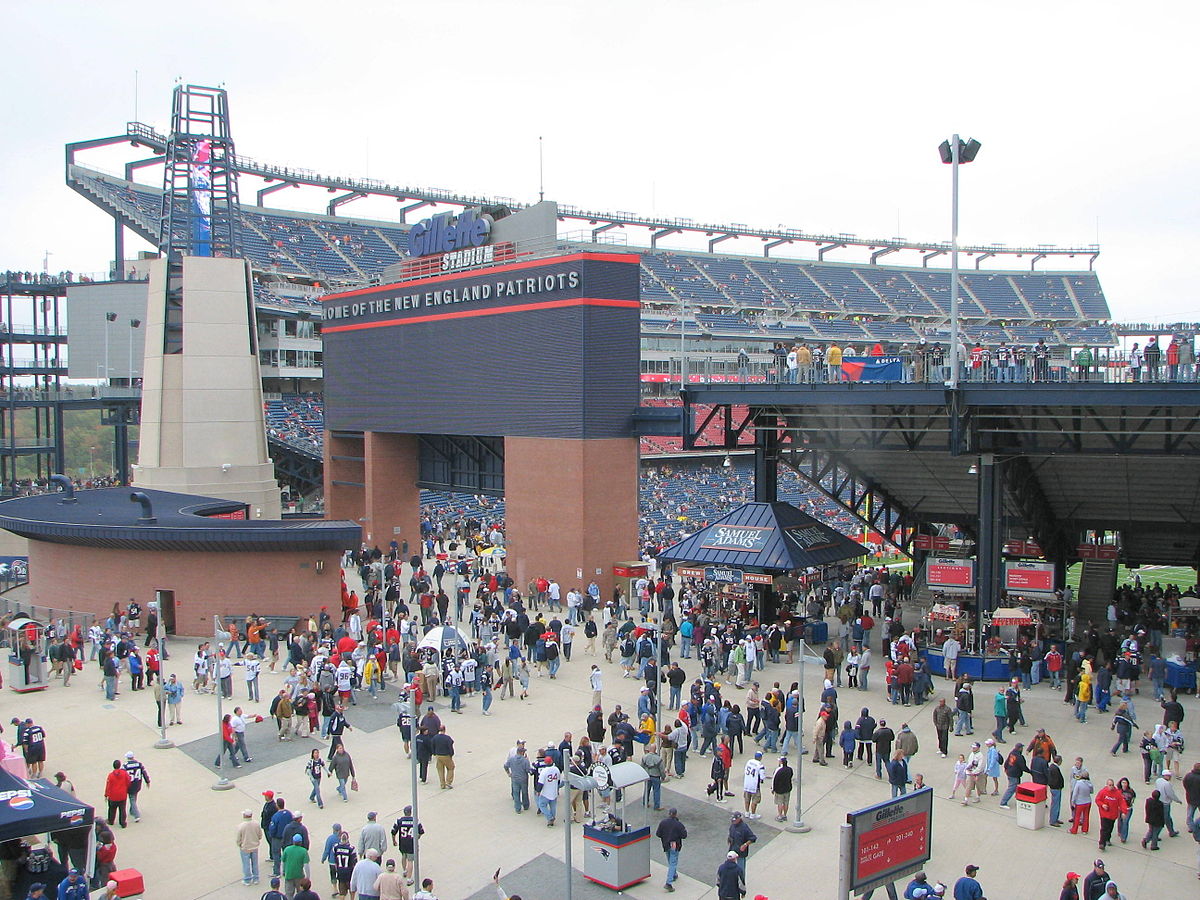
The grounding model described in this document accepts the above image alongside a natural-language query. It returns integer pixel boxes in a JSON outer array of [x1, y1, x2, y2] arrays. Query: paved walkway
[[5, 575, 1197, 899]]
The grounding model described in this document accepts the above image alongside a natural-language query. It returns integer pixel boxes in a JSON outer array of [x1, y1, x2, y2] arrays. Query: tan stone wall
[[135, 256, 281, 518]]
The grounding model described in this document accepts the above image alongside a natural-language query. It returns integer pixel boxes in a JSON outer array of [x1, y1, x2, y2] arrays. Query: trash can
[[1015, 781, 1047, 830]]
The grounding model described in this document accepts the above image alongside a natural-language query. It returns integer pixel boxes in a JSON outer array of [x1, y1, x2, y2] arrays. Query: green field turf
[[1065, 563, 1198, 592]]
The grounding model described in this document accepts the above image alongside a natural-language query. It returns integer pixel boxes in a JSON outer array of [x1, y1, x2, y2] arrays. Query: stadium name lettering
[[442, 245, 494, 271], [409, 209, 493, 257], [323, 270, 581, 321]]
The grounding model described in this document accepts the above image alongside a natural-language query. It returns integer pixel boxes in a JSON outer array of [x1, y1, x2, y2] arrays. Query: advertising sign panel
[[925, 557, 975, 589], [1004, 560, 1056, 593]]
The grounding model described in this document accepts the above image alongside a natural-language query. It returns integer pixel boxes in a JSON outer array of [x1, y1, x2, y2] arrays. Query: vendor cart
[[582, 760, 651, 891], [6, 617, 48, 693]]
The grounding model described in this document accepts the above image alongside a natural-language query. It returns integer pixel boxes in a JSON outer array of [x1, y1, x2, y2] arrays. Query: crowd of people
[[1, 540, 1196, 898]]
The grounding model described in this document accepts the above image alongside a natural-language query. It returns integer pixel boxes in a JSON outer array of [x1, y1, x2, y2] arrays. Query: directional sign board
[[845, 787, 933, 894]]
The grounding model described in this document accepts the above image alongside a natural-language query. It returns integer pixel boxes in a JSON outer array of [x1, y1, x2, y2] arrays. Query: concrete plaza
[[4, 574, 1196, 899]]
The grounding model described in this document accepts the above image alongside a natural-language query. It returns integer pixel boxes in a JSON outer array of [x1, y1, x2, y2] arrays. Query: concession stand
[[657, 501, 868, 627], [924, 604, 1039, 681]]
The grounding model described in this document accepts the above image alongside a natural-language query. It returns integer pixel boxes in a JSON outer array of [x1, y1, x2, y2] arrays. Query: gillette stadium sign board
[[409, 210, 495, 271]]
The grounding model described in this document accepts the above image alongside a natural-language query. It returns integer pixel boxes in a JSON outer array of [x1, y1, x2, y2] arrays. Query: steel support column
[[975, 454, 1004, 636], [754, 415, 779, 503]]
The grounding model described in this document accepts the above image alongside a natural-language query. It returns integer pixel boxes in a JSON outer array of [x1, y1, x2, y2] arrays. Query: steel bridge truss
[[417, 434, 504, 497], [681, 402, 917, 553]]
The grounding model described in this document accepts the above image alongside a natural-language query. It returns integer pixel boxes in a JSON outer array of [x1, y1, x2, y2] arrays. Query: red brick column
[[363, 432, 421, 551], [504, 436, 638, 600], [324, 431, 365, 525]]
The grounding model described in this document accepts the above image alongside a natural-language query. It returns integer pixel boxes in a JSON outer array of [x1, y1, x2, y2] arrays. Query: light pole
[[408, 686, 421, 889], [154, 613, 174, 750], [103, 312, 116, 385], [210, 618, 234, 790], [938, 136, 981, 389], [787, 637, 814, 833], [128, 318, 141, 386]]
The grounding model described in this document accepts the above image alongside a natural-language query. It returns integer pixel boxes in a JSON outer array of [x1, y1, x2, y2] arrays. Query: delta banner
[[926, 557, 975, 589], [1004, 560, 1056, 594], [839, 356, 903, 382]]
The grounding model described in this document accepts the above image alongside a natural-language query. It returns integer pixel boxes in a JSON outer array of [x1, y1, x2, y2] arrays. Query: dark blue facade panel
[[322, 254, 641, 439]]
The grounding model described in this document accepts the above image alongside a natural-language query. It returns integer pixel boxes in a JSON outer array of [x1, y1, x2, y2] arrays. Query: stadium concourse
[[4, 558, 1196, 900]]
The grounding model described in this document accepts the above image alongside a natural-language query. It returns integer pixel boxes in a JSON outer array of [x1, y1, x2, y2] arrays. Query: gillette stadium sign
[[409, 210, 494, 269]]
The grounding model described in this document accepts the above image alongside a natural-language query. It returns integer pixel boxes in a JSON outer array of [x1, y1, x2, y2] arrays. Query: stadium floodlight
[[939, 135, 982, 390]]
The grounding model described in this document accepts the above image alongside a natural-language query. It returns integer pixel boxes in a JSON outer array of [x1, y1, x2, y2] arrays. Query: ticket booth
[[612, 562, 649, 607], [583, 760, 651, 890], [6, 617, 48, 693]]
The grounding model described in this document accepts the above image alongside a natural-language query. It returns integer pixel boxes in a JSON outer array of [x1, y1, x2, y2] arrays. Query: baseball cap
[[124, 751, 134, 760], [731, 811, 743, 819], [544, 756, 554, 764], [965, 865, 979, 874], [262, 790, 275, 799], [28, 885, 44, 894], [1067, 873, 1081, 881], [754, 751, 763, 759], [727, 851, 739, 859], [1094, 859, 1105, 868], [292, 834, 304, 842]]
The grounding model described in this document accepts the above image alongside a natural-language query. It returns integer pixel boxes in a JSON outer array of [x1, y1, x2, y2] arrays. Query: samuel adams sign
[[701, 525, 772, 553]]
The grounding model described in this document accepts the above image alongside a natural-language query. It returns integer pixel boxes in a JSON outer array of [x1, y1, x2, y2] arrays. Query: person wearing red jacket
[[103, 760, 131, 828], [1095, 778, 1129, 851]]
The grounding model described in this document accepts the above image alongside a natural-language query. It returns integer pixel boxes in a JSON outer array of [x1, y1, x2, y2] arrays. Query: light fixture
[[938, 135, 982, 390], [967, 463, 978, 475]]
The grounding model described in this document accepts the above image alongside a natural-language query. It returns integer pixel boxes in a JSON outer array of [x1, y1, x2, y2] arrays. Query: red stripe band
[[322, 296, 639, 333], [321, 251, 639, 302]]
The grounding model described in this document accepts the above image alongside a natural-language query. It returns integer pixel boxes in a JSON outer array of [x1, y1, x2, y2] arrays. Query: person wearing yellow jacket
[[827, 344, 843, 382], [362, 655, 383, 699], [1075, 671, 1092, 723]]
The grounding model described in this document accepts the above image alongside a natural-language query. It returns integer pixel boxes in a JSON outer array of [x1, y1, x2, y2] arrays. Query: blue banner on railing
[[840, 356, 903, 382]]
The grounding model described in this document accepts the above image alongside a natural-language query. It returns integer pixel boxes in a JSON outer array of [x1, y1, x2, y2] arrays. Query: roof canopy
[[0, 770, 93, 841], [657, 502, 868, 572]]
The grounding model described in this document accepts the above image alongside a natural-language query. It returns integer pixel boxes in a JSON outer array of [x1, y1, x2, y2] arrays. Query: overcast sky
[[3, 2, 1197, 321]]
